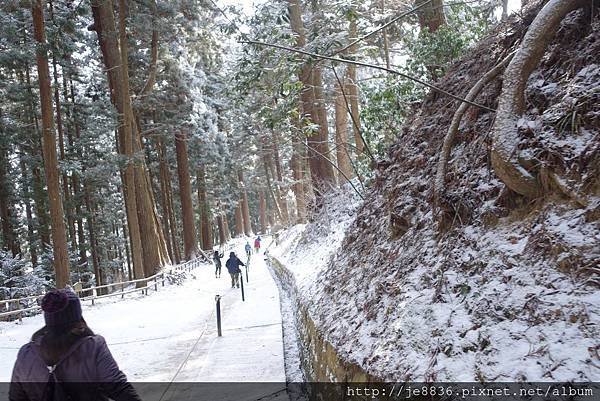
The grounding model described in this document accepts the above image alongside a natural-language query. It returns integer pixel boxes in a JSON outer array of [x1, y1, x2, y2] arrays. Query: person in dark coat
[[225, 251, 245, 288], [213, 250, 224, 278], [9, 289, 141, 401]]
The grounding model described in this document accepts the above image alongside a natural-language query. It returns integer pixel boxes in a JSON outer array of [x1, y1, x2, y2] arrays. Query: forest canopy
[[0, 0, 517, 296]]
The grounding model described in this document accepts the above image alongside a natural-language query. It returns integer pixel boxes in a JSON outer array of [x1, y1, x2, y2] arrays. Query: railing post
[[240, 273, 245, 302], [154, 276, 158, 291], [17, 300, 22, 323], [92, 288, 96, 306], [215, 295, 222, 337], [121, 283, 125, 299], [162, 273, 165, 287]]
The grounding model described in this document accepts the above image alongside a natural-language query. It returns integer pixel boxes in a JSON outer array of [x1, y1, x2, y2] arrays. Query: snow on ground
[[0, 238, 285, 387], [269, 180, 600, 382], [270, 185, 361, 297]]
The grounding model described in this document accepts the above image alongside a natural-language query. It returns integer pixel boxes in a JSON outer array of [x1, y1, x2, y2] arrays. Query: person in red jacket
[[254, 236, 261, 254], [9, 289, 141, 401]]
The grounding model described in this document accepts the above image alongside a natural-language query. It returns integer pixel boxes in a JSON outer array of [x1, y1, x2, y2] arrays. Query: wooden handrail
[[0, 257, 203, 320]]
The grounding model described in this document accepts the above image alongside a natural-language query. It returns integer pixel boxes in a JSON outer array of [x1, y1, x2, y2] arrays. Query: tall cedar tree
[[32, 0, 70, 288]]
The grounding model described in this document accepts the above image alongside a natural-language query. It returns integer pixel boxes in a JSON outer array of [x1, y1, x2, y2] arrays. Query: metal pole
[[245, 265, 248, 283], [215, 295, 222, 337], [240, 273, 245, 302]]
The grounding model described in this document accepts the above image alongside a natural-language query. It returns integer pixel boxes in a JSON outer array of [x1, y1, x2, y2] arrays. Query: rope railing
[[0, 257, 204, 322]]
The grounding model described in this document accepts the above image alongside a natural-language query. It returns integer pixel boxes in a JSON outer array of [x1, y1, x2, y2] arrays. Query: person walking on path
[[245, 242, 252, 258], [254, 236, 261, 254], [225, 251, 245, 288], [9, 289, 142, 401], [213, 250, 224, 278]]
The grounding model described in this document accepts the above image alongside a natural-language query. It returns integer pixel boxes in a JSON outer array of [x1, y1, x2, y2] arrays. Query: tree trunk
[[122, 220, 132, 280], [68, 72, 88, 268], [234, 204, 244, 236], [162, 140, 181, 263], [381, 0, 391, 69], [271, 130, 290, 225], [139, 0, 159, 96], [197, 166, 212, 250], [0, 136, 20, 257], [309, 67, 337, 194], [32, 0, 70, 288], [91, 0, 145, 281], [237, 170, 253, 236], [262, 142, 283, 223], [19, 156, 37, 265], [415, 0, 447, 33], [491, 0, 587, 198], [222, 213, 231, 241], [125, 26, 169, 276], [288, 0, 336, 197], [259, 191, 267, 233], [346, 17, 363, 155], [156, 138, 174, 262], [23, 67, 51, 250], [290, 121, 307, 223], [335, 81, 354, 183], [175, 131, 198, 260], [83, 183, 100, 289], [32, 163, 51, 249], [51, 56, 76, 251], [435, 53, 514, 207], [216, 213, 226, 246]]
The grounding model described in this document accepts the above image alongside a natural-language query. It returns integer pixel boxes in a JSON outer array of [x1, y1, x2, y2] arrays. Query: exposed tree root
[[491, 0, 588, 198], [434, 52, 515, 209]]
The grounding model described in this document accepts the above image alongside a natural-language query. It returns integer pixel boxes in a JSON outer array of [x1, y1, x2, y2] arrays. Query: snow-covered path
[[0, 240, 285, 386]]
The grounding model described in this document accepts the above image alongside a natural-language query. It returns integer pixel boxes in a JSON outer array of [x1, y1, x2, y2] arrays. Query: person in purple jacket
[[9, 289, 142, 401]]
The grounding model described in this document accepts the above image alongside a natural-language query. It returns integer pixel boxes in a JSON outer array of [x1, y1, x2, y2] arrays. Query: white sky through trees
[[219, 0, 524, 18]]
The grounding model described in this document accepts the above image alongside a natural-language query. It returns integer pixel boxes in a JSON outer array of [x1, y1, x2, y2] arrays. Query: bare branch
[[330, 0, 433, 57], [243, 40, 497, 113]]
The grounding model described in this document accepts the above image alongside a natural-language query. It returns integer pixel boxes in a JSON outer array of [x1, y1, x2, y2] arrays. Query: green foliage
[[361, 1, 498, 156], [361, 75, 422, 158]]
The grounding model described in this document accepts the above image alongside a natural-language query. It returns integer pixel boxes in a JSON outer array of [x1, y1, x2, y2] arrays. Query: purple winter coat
[[9, 335, 141, 401]]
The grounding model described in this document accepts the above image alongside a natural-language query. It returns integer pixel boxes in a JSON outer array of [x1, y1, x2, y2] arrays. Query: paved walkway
[[0, 239, 287, 400]]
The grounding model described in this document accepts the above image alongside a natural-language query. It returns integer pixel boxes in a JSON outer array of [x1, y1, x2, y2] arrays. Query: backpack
[[36, 336, 93, 401], [42, 365, 72, 401]]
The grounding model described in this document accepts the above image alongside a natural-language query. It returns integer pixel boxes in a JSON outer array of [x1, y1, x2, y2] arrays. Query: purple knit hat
[[41, 289, 83, 327]]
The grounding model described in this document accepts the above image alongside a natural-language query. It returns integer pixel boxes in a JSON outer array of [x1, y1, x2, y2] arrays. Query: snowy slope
[[270, 186, 362, 299], [270, 2, 599, 382]]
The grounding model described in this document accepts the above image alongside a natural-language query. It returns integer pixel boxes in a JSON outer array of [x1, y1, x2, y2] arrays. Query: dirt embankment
[[305, 1, 599, 382]]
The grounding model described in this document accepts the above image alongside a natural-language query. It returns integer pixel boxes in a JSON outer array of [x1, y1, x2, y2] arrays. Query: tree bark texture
[[0, 137, 20, 257], [91, 0, 145, 280], [288, 0, 336, 197], [334, 81, 354, 183], [175, 131, 198, 260], [435, 52, 514, 206], [32, 0, 70, 288], [271, 130, 290, 225], [491, 0, 587, 198], [346, 17, 363, 155], [238, 170, 253, 236], [197, 166, 212, 250], [415, 0, 447, 33], [259, 191, 267, 234], [234, 204, 244, 236]]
